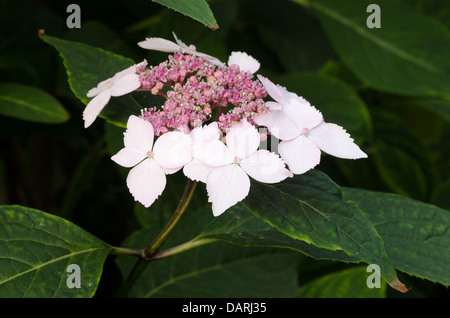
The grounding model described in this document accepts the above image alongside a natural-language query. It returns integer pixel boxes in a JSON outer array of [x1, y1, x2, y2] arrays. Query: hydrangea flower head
[[97, 34, 368, 215]]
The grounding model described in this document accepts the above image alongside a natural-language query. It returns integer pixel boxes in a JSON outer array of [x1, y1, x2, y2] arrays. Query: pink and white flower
[[83, 61, 146, 128], [197, 119, 293, 216], [254, 75, 367, 174], [111, 115, 192, 208]]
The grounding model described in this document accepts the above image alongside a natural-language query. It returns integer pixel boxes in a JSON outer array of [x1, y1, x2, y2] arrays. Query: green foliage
[[343, 188, 450, 285], [0, 205, 111, 297], [151, 0, 219, 30], [302, 0, 450, 98], [0, 83, 69, 123], [1, 0, 449, 299]]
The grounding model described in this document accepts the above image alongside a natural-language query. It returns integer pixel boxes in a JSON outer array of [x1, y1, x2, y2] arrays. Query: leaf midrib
[[0, 94, 58, 118], [0, 246, 106, 286], [143, 252, 275, 298], [314, 1, 439, 73]]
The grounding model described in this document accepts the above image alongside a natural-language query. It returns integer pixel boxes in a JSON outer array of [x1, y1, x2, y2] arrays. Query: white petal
[[265, 101, 283, 111], [123, 115, 154, 155], [225, 119, 260, 159], [126, 158, 166, 208], [185, 48, 223, 66], [138, 37, 182, 52], [190, 122, 221, 159], [206, 164, 250, 217], [161, 166, 183, 175], [254, 110, 300, 141], [113, 64, 137, 80], [308, 122, 368, 159], [200, 139, 234, 167], [257, 75, 297, 105], [228, 51, 260, 74], [111, 147, 145, 168], [183, 159, 213, 183], [153, 131, 192, 169], [240, 150, 293, 183], [110, 73, 141, 96], [282, 98, 323, 131], [83, 90, 111, 128], [87, 84, 106, 98], [278, 136, 321, 174]]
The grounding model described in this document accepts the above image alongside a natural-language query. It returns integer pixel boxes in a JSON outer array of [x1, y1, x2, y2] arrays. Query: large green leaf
[[191, 204, 357, 263], [343, 188, 450, 286], [242, 170, 406, 292], [297, 0, 450, 97], [152, 0, 219, 30], [0, 83, 69, 123], [41, 34, 144, 127], [0, 205, 111, 297], [117, 229, 300, 298]]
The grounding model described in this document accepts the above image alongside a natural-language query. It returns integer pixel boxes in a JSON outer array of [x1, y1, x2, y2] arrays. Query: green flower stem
[[149, 238, 220, 260], [115, 178, 197, 297], [143, 178, 197, 259]]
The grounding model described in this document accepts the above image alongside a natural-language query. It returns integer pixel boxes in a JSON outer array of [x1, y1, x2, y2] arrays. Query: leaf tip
[[210, 25, 219, 30], [390, 278, 410, 293], [38, 29, 45, 37]]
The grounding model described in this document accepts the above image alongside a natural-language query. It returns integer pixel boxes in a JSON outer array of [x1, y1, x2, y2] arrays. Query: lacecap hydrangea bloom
[[84, 33, 367, 216]]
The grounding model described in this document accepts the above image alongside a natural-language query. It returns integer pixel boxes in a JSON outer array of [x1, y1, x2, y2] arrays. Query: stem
[[115, 178, 197, 297], [149, 238, 219, 261], [110, 246, 144, 258], [143, 178, 197, 259]]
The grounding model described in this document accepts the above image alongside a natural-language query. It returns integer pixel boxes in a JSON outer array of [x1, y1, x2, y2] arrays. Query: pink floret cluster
[[137, 52, 268, 136]]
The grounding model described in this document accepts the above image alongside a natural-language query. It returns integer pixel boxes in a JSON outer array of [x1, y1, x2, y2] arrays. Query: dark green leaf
[[41, 35, 135, 105], [242, 170, 407, 292], [0, 83, 69, 123], [117, 228, 300, 297], [0, 205, 111, 297], [193, 204, 357, 263], [343, 188, 450, 286], [41, 34, 141, 127], [299, 0, 450, 97], [152, 0, 219, 29]]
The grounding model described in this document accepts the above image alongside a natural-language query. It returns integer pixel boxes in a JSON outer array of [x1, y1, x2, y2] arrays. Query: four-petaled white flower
[[192, 119, 293, 217], [254, 75, 368, 174], [83, 61, 146, 128], [227, 51, 260, 74], [111, 115, 192, 208], [138, 32, 223, 66]]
